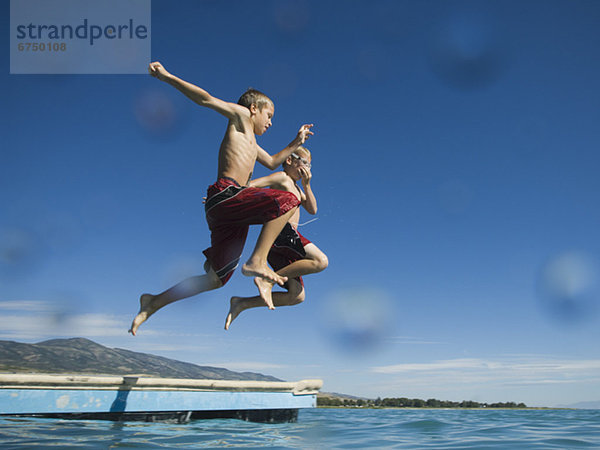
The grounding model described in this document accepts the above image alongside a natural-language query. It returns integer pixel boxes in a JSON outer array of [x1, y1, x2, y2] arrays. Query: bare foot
[[224, 296, 243, 330], [242, 260, 287, 286], [129, 294, 156, 336], [254, 276, 275, 310]]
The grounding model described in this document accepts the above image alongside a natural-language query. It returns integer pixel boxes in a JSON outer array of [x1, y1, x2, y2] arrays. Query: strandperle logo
[[10, 0, 151, 74], [15, 19, 148, 46]]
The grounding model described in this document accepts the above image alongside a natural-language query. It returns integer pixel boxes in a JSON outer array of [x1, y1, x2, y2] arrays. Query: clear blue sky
[[2, 0, 600, 407]]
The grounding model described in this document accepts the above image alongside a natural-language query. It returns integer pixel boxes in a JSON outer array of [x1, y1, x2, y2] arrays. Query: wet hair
[[237, 88, 273, 111], [295, 146, 311, 160]]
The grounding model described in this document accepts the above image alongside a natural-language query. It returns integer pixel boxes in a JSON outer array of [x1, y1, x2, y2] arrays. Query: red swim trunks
[[267, 223, 312, 287], [203, 177, 299, 285]]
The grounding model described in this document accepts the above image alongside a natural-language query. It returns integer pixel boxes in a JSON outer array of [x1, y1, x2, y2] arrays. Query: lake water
[[0, 408, 599, 448]]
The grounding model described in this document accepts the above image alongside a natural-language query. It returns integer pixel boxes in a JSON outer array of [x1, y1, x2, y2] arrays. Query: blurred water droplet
[[0, 229, 33, 265], [536, 251, 600, 324], [429, 11, 508, 90], [320, 288, 394, 355], [134, 89, 178, 135], [0, 227, 44, 279]]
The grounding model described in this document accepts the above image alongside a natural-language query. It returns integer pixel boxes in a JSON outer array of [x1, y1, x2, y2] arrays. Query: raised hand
[[299, 166, 312, 186], [297, 124, 314, 144], [148, 61, 170, 81]]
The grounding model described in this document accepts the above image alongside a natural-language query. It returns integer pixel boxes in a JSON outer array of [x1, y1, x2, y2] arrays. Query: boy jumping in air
[[129, 62, 313, 335], [225, 146, 328, 330]]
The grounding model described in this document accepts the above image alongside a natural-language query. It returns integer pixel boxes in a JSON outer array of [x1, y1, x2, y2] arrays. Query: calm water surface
[[0, 408, 598, 448]]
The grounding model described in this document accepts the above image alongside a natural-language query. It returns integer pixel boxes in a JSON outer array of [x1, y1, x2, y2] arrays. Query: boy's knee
[[212, 276, 223, 289], [209, 275, 223, 290], [294, 288, 305, 304], [288, 280, 304, 301], [315, 253, 328, 272], [205, 263, 224, 289]]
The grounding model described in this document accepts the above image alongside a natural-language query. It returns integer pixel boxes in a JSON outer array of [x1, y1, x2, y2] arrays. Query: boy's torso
[[217, 119, 258, 186]]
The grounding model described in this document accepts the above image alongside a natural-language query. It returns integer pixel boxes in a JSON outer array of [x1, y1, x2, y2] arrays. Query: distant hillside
[[318, 392, 368, 401], [0, 338, 280, 382]]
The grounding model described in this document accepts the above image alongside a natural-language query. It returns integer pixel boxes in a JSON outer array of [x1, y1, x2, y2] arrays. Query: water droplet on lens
[[536, 251, 600, 324], [320, 288, 394, 355], [429, 11, 509, 90]]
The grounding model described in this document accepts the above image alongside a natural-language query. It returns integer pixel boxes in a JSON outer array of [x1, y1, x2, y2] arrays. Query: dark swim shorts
[[202, 177, 299, 285], [267, 222, 312, 287]]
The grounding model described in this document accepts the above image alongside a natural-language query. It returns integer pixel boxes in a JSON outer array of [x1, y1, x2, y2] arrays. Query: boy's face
[[287, 152, 311, 181], [251, 103, 274, 135]]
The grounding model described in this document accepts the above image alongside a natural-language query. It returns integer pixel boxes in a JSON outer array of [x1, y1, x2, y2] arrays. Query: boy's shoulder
[[281, 171, 297, 184], [271, 171, 297, 191], [271, 170, 291, 181], [250, 170, 292, 190]]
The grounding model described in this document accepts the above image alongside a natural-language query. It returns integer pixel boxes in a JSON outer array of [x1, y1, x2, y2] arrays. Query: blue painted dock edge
[[0, 374, 322, 423]]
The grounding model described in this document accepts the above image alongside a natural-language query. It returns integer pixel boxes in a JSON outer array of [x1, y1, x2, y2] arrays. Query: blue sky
[[2, 0, 600, 407]]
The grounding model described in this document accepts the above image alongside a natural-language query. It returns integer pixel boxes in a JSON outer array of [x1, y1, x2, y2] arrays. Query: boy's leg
[[129, 265, 222, 336], [241, 206, 297, 294], [253, 243, 328, 307], [206, 180, 299, 291], [275, 243, 329, 279], [225, 279, 304, 330]]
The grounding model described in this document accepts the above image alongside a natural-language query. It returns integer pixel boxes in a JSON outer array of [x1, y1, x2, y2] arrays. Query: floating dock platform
[[0, 374, 322, 423]]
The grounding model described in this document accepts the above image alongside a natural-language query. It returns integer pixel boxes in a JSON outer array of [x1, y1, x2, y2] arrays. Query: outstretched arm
[[256, 124, 314, 170], [148, 61, 246, 121], [248, 172, 289, 190]]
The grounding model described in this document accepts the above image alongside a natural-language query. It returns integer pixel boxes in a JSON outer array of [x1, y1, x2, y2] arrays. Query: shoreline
[[316, 406, 575, 411]]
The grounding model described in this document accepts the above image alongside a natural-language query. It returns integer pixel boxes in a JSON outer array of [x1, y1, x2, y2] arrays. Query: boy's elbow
[[193, 94, 212, 109], [257, 158, 275, 170], [201, 95, 220, 109]]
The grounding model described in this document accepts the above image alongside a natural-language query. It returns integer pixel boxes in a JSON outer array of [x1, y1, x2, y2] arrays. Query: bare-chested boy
[[129, 62, 313, 335], [225, 146, 328, 330]]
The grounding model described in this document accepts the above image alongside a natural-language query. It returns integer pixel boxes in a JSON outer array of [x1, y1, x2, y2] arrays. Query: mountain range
[[0, 337, 280, 381], [558, 400, 600, 409]]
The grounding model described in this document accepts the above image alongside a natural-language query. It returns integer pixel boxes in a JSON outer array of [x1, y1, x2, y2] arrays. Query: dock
[[0, 373, 322, 423]]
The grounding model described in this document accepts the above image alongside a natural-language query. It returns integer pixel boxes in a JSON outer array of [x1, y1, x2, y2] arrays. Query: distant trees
[[317, 396, 527, 409]]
